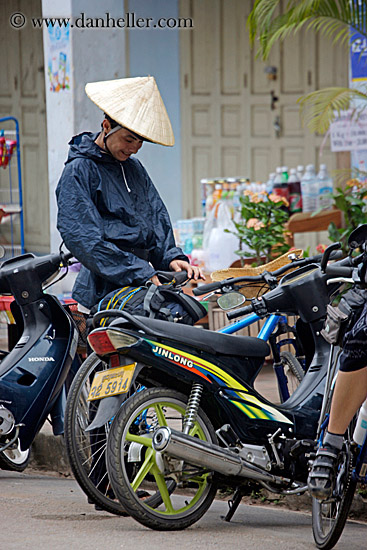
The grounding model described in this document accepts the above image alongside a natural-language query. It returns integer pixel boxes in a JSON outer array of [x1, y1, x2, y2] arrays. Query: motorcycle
[[63, 253, 323, 515], [85, 243, 356, 531], [0, 250, 81, 471]]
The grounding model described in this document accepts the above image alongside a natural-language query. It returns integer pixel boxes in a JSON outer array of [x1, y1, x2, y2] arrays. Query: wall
[[128, 0, 182, 222], [42, 0, 127, 251]]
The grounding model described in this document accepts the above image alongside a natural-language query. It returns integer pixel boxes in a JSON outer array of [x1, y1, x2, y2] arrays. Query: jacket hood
[[65, 132, 115, 165]]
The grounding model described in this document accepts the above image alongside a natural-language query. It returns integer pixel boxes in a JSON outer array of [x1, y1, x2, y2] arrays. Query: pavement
[[2, 469, 367, 550]]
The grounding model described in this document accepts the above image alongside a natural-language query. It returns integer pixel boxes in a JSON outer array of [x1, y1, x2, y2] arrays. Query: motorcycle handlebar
[[226, 303, 254, 320], [193, 250, 343, 296]]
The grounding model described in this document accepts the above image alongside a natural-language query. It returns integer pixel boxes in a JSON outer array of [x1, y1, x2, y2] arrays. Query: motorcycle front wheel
[[107, 386, 218, 531], [311, 440, 357, 550], [0, 440, 31, 472]]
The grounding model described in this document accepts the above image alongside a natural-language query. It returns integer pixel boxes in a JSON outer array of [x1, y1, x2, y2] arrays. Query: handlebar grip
[[325, 265, 353, 277], [226, 303, 254, 320], [193, 280, 223, 296]]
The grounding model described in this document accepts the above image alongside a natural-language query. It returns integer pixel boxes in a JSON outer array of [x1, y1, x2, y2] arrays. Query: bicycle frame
[[218, 313, 300, 401]]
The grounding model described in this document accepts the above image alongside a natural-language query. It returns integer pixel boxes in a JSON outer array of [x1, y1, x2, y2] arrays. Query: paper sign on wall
[[330, 110, 367, 152], [46, 25, 71, 93]]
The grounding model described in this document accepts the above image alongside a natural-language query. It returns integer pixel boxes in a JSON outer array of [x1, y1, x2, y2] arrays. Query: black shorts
[[339, 301, 367, 372]]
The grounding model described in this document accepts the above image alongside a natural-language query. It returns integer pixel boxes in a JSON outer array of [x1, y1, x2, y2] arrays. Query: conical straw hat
[[85, 76, 175, 146]]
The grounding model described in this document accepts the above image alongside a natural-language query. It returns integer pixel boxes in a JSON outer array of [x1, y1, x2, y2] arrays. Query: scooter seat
[[111, 314, 270, 358]]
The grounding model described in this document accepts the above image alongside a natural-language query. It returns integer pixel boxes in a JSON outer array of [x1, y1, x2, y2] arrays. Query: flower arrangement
[[228, 190, 291, 266]]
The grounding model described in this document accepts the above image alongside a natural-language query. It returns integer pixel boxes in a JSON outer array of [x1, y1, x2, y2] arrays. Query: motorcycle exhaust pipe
[[152, 426, 288, 484]]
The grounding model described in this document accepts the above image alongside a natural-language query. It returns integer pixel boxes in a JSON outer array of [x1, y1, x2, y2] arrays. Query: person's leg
[[328, 367, 367, 435], [309, 366, 367, 500]]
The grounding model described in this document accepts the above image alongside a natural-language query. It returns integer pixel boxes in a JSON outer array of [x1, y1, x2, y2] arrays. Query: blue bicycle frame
[[217, 313, 300, 402]]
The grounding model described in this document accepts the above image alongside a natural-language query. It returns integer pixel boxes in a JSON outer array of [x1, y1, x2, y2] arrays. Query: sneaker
[[308, 444, 340, 500]]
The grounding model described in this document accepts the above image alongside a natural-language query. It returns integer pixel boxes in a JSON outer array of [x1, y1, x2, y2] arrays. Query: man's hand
[[150, 274, 161, 286], [169, 259, 206, 281]]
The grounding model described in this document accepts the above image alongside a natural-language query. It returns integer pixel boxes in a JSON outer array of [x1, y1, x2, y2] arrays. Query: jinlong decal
[[151, 345, 194, 368]]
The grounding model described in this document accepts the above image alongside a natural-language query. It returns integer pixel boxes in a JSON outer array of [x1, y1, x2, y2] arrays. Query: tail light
[[87, 328, 139, 355]]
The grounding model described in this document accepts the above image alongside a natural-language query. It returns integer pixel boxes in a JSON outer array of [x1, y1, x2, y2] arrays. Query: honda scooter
[[0, 250, 80, 470]]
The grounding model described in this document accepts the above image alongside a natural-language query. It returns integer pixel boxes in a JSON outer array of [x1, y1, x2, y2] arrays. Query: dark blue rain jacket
[[56, 132, 187, 309]]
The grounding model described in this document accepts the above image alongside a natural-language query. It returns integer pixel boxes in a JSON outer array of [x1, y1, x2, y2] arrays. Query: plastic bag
[[204, 201, 240, 272]]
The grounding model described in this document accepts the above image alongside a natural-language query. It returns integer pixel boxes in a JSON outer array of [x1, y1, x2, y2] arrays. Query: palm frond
[[298, 86, 367, 134], [248, 0, 367, 60]]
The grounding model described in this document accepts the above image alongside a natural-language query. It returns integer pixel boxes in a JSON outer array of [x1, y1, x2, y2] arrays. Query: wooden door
[[180, 0, 348, 220], [0, 0, 49, 253]]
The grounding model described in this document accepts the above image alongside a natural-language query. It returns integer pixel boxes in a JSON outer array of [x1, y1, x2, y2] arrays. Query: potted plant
[[228, 190, 291, 266]]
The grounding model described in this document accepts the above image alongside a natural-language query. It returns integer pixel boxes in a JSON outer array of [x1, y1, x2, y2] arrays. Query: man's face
[[104, 122, 143, 161]]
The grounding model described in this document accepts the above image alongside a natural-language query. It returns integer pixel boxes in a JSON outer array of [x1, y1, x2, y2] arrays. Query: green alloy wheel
[[107, 387, 218, 531]]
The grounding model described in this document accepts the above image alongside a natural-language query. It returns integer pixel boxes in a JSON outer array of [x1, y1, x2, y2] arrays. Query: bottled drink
[[297, 165, 304, 181], [281, 166, 289, 183], [273, 166, 290, 207], [212, 183, 223, 204], [301, 164, 318, 212], [316, 164, 334, 210], [266, 172, 276, 194], [288, 168, 302, 214], [353, 399, 367, 445]]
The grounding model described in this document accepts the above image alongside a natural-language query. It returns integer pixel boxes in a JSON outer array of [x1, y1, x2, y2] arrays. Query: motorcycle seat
[[109, 313, 270, 358]]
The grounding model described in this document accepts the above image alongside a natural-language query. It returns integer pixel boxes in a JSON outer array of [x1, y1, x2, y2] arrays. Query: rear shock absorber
[[183, 383, 203, 434]]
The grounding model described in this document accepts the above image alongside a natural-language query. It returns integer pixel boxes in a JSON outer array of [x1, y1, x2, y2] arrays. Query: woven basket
[[210, 249, 303, 299]]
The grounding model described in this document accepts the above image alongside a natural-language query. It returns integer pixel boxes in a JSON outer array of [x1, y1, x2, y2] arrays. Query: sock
[[323, 430, 344, 450]]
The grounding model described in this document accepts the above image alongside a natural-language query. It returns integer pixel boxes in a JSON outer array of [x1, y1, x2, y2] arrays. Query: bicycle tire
[[311, 439, 357, 550], [279, 350, 304, 402]]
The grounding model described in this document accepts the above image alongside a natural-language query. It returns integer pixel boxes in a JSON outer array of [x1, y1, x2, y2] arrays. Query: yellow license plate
[[87, 363, 136, 401]]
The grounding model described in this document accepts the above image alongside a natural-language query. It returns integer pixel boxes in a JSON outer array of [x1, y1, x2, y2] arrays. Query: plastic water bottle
[[288, 168, 302, 214], [297, 165, 304, 181], [353, 399, 367, 445], [266, 173, 276, 194], [301, 164, 318, 212], [316, 164, 333, 210]]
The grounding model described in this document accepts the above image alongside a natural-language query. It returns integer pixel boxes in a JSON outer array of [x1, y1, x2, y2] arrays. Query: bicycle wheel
[[311, 440, 357, 550], [279, 350, 304, 402], [64, 352, 128, 515], [0, 440, 31, 472], [107, 387, 218, 531]]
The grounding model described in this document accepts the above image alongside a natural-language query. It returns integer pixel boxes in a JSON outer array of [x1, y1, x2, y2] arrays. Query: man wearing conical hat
[[56, 76, 204, 310]]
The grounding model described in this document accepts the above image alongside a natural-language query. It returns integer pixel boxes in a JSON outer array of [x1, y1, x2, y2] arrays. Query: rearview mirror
[[348, 224, 367, 250], [217, 292, 246, 311]]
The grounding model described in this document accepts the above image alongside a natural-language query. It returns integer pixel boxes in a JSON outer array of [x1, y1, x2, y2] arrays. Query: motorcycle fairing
[[146, 339, 292, 425]]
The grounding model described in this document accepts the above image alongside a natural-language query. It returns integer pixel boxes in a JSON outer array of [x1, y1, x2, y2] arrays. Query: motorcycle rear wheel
[[311, 441, 357, 550], [64, 353, 128, 515], [107, 386, 218, 531]]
